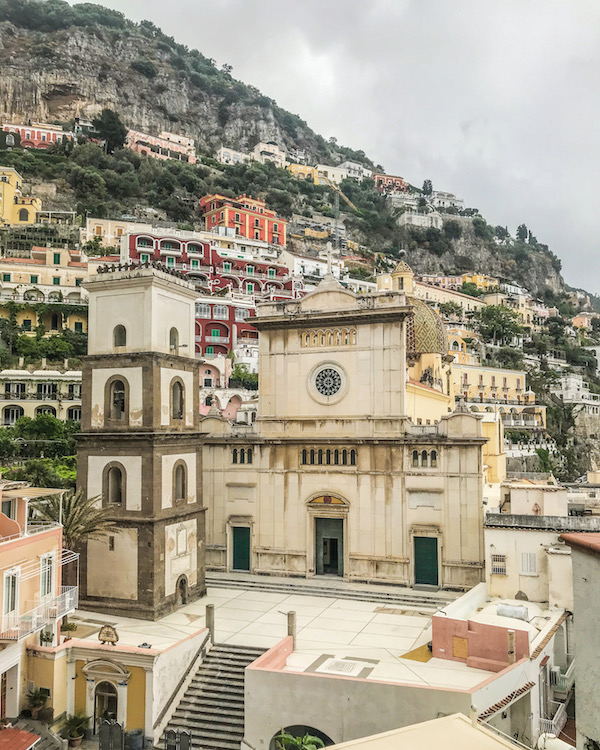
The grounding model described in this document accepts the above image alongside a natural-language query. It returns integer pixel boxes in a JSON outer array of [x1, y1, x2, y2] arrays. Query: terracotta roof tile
[[478, 681, 535, 720], [0, 728, 40, 749], [560, 532, 600, 555], [0, 257, 44, 265]]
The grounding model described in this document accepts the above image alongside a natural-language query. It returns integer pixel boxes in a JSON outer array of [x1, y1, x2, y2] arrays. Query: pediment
[[298, 284, 357, 313]]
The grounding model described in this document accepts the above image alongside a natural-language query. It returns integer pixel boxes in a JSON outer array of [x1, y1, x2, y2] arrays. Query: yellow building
[[452, 362, 546, 430], [447, 327, 481, 365], [378, 272, 487, 317], [461, 272, 498, 291], [0, 167, 42, 226], [286, 163, 319, 183]]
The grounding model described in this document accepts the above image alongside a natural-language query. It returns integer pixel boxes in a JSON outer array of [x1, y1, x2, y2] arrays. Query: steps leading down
[[162, 643, 265, 750]]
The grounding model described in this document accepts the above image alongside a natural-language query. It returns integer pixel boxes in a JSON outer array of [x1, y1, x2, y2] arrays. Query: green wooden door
[[232, 527, 250, 571], [414, 536, 438, 586]]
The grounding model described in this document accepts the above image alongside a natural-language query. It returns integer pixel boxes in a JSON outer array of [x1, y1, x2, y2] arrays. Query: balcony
[[205, 335, 230, 344], [539, 700, 568, 736], [501, 416, 543, 428], [554, 659, 575, 693], [0, 585, 78, 640]]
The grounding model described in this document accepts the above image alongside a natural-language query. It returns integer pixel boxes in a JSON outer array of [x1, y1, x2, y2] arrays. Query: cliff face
[[0, 21, 338, 162]]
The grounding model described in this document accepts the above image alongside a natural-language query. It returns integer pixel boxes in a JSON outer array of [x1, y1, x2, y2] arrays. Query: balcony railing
[[205, 336, 230, 344], [555, 659, 575, 693], [539, 700, 568, 736], [0, 521, 62, 545], [0, 585, 78, 640]]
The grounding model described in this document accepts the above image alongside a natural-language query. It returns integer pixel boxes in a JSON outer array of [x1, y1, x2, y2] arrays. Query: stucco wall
[[87, 454, 142, 511], [243, 668, 470, 749], [87, 528, 139, 599], [570, 548, 600, 747]]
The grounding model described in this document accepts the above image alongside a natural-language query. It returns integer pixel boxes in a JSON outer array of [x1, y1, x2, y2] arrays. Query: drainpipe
[[206, 603, 215, 643], [470, 705, 478, 727], [507, 629, 516, 665]]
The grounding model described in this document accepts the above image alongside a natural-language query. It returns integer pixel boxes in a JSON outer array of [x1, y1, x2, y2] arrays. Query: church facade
[[201, 271, 487, 589]]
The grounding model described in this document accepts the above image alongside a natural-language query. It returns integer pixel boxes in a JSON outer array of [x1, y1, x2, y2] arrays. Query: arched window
[[430, 450, 438, 468], [310, 449, 315, 465], [421, 450, 429, 467], [342, 449, 348, 465], [109, 380, 126, 422], [240, 449, 246, 464], [232, 449, 238, 464], [174, 463, 186, 503], [113, 325, 126, 348], [107, 466, 123, 505], [172, 380, 184, 420], [18, 208, 29, 222], [334, 449, 340, 465], [326, 449, 332, 465], [412, 450, 419, 467], [301, 449, 307, 464], [169, 327, 179, 354], [246, 448, 253, 464], [318, 449, 323, 465], [196, 303, 211, 318], [350, 450, 357, 466]]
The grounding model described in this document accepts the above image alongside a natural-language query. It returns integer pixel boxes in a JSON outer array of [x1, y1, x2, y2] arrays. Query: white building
[[398, 210, 443, 230], [278, 249, 343, 289], [216, 146, 251, 165], [315, 164, 349, 186], [550, 373, 600, 415], [251, 141, 287, 168], [338, 161, 372, 180], [430, 191, 465, 211]]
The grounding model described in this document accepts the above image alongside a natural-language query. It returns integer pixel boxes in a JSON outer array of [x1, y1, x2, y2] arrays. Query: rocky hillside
[[0, 0, 374, 168]]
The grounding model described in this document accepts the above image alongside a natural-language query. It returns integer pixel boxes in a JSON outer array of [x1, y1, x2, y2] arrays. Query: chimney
[[507, 629, 516, 664], [41, 357, 47, 369], [18, 357, 24, 368]]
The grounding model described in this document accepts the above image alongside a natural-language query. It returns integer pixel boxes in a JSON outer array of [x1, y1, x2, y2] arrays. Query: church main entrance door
[[315, 518, 343, 576], [414, 536, 438, 586]]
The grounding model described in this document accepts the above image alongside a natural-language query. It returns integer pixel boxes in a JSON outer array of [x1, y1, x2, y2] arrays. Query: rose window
[[315, 367, 342, 396]]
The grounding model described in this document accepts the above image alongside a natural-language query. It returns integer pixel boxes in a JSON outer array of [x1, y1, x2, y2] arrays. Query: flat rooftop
[[74, 583, 493, 691]]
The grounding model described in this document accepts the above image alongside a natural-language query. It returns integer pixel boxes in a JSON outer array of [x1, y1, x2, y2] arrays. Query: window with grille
[[491, 554, 507, 575], [520, 552, 537, 576]]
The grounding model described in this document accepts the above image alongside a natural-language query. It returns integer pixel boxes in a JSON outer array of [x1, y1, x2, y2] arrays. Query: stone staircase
[[14, 719, 64, 749], [162, 643, 265, 750], [206, 572, 457, 611]]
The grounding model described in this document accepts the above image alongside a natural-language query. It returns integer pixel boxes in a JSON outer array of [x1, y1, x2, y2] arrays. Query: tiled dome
[[406, 297, 448, 355]]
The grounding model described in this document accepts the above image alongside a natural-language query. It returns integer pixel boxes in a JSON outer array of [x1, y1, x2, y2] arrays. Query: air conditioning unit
[[550, 666, 561, 685]]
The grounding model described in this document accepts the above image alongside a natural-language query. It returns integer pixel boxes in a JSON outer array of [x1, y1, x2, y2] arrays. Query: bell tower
[[77, 264, 206, 619]]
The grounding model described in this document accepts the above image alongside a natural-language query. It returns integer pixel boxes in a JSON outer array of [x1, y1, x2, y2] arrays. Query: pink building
[[2, 123, 72, 150], [125, 129, 197, 164]]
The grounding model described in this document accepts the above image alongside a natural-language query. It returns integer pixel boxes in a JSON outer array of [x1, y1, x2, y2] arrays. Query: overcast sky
[[80, 1, 599, 291]]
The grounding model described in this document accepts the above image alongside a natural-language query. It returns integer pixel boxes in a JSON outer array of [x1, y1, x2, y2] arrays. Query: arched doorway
[[94, 681, 117, 733], [177, 575, 188, 605], [269, 725, 335, 749]]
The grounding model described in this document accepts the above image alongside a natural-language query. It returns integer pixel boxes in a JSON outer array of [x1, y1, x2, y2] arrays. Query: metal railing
[[539, 700, 568, 735], [555, 659, 575, 692], [0, 585, 78, 640], [205, 335, 230, 344], [0, 520, 62, 545]]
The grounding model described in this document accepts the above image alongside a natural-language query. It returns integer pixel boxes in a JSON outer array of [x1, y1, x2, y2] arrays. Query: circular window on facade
[[309, 363, 347, 404], [315, 367, 342, 396]]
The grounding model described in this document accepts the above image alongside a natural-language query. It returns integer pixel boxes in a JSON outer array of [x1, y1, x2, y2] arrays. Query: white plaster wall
[[87, 528, 139, 599], [484, 527, 568, 604], [160, 368, 194, 427], [152, 629, 208, 732], [88, 454, 142, 511], [161, 453, 197, 509], [165, 519, 198, 592], [244, 667, 470, 749], [91, 367, 143, 428], [89, 291, 145, 355], [152, 290, 194, 357], [571, 548, 600, 749]]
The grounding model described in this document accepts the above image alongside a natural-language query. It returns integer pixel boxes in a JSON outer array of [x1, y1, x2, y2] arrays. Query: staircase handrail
[[153, 629, 212, 740]]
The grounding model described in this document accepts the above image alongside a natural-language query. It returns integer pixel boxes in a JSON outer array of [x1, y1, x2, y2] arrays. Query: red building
[[372, 173, 408, 193], [194, 295, 257, 358], [199, 194, 287, 246], [2, 123, 72, 150], [123, 230, 304, 356]]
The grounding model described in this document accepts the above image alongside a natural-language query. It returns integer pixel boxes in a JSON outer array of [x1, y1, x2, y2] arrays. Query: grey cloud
[[73, 0, 600, 290]]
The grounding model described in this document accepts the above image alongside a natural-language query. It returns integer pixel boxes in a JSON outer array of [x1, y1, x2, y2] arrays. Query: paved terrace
[[72, 578, 492, 690]]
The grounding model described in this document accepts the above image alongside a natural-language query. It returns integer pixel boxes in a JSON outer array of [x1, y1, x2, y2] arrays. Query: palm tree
[[275, 731, 325, 750], [33, 489, 118, 589], [33, 488, 117, 551]]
